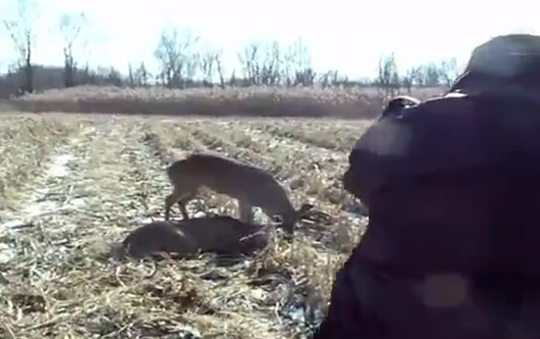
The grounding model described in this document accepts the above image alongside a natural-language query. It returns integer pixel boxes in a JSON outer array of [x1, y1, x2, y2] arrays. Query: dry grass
[[0, 113, 369, 338], [7, 85, 445, 119], [0, 115, 75, 210]]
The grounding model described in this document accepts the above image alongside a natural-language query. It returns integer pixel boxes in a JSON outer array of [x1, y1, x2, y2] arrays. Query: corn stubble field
[[0, 86, 381, 339]]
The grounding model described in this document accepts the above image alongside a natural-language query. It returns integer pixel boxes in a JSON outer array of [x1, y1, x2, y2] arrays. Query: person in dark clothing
[[312, 34, 540, 339]]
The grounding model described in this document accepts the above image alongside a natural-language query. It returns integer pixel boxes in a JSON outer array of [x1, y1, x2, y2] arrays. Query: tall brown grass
[[6, 85, 445, 119]]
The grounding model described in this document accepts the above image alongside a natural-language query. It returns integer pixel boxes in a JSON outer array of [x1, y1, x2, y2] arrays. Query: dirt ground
[[0, 113, 370, 339]]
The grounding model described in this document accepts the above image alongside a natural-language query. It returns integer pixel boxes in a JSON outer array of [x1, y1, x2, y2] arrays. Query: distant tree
[[376, 53, 400, 99], [238, 40, 285, 86], [199, 49, 221, 87], [128, 62, 151, 87], [3, 0, 39, 94], [238, 42, 262, 86], [319, 70, 348, 88], [284, 38, 315, 86], [59, 12, 88, 88], [438, 58, 460, 87], [154, 27, 200, 88]]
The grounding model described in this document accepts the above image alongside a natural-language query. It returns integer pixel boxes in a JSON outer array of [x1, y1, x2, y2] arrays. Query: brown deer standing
[[164, 152, 313, 236]]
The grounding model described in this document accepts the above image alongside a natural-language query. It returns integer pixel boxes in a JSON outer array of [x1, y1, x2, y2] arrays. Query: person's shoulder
[[380, 95, 421, 118], [379, 92, 475, 121], [414, 92, 472, 113], [371, 93, 475, 139]]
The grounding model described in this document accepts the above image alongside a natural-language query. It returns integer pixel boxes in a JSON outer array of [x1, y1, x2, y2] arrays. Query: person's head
[[345, 33, 540, 223], [450, 34, 540, 93], [337, 34, 540, 337], [343, 40, 540, 272]]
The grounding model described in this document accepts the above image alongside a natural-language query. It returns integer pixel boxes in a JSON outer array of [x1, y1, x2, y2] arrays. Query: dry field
[[0, 112, 372, 339], [7, 85, 444, 119]]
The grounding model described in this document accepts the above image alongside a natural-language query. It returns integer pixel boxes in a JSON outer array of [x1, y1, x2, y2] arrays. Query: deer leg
[[165, 189, 196, 221], [178, 191, 197, 220], [165, 190, 181, 221], [238, 200, 254, 223], [177, 201, 189, 219]]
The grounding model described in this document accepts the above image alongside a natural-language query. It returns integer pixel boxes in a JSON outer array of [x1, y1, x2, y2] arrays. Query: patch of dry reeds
[[8, 85, 444, 119]]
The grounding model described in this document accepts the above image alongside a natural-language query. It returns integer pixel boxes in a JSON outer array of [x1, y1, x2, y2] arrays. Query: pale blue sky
[[0, 0, 538, 79]]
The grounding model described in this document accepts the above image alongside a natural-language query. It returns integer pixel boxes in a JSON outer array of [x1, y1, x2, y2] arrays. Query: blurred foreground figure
[[313, 34, 540, 339]]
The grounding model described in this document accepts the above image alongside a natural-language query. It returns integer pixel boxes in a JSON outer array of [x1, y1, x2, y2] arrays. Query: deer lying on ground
[[164, 152, 312, 236], [117, 208, 311, 259]]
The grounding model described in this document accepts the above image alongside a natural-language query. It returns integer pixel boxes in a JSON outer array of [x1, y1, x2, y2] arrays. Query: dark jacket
[[313, 88, 540, 339]]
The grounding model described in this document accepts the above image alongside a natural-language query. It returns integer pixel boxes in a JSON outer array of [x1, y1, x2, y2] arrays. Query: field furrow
[[0, 119, 186, 337], [0, 114, 371, 339], [245, 119, 371, 152], [0, 115, 77, 210]]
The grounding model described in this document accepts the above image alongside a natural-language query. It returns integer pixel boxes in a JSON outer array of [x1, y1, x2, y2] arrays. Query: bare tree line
[[1, 0, 461, 98]]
